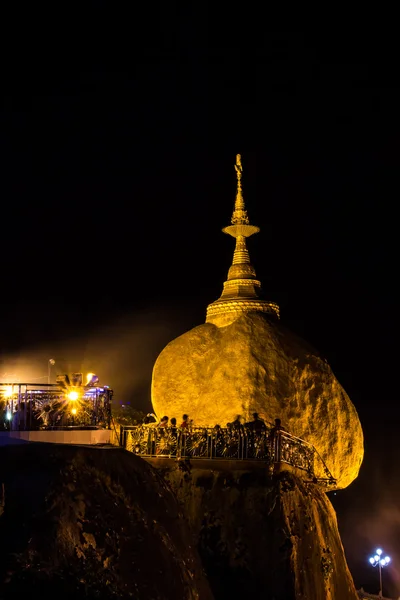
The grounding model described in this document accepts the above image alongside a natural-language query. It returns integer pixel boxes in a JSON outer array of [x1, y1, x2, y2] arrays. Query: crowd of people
[[1, 402, 41, 431], [130, 412, 288, 461], [143, 413, 191, 430], [1, 398, 111, 431], [143, 412, 285, 436]]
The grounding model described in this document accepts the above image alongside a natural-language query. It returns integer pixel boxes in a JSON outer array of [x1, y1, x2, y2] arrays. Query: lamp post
[[48, 359, 55, 384], [369, 547, 391, 598]]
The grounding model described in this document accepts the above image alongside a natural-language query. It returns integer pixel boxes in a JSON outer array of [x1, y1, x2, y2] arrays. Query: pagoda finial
[[232, 154, 249, 225], [206, 153, 280, 326]]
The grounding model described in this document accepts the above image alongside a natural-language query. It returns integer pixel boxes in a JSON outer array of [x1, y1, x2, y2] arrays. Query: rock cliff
[[156, 460, 359, 600], [0, 444, 213, 600], [152, 313, 363, 489]]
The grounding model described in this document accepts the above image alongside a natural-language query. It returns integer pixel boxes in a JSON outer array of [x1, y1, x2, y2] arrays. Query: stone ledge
[[0, 430, 111, 446]]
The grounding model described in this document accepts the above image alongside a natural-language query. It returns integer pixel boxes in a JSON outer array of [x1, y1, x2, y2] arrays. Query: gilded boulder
[[151, 313, 363, 489]]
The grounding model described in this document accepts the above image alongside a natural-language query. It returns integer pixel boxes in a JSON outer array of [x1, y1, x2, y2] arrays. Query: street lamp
[[369, 547, 391, 598], [48, 359, 55, 384]]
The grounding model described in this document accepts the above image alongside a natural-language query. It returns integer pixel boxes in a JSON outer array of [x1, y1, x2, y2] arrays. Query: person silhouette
[[269, 418, 286, 438]]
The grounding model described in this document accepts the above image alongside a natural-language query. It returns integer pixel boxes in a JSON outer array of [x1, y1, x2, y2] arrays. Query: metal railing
[[120, 425, 336, 486], [0, 383, 113, 431]]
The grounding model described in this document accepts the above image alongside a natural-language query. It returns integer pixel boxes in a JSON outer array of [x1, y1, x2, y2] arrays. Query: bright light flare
[[369, 550, 391, 568], [68, 391, 79, 401], [3, 386, 13, 398], [5, 410, 12, 420], [71, 407, 77, 415]]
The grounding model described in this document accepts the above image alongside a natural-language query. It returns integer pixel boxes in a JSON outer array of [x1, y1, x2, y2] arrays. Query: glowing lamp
[[68, 391, 79, 401], [369, 546, 391, 597], [86, 372, 99, 386], [3, 386, 13, 398], [71, 407, 77, 415], [6, 410, 12, 420]]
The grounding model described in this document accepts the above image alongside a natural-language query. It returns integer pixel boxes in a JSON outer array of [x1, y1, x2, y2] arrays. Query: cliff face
[[156, 461, 358, 600], [152, 313, 363, 489], [0, 443, 359, 599], [0, 445, 213, 600]]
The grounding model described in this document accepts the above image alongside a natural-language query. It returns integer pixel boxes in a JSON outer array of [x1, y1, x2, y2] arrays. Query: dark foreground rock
[[0, 445, 213, 600], [155, 460, 358, 600]]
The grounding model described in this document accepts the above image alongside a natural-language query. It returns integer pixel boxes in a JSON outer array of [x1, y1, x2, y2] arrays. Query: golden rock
[[151, 313, 363, 489], [151, 154, 363, 489]]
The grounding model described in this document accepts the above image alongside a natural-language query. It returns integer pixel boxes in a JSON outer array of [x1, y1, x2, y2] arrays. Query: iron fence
[[0, 383, 112, 431], [120, 425, 336, 486]]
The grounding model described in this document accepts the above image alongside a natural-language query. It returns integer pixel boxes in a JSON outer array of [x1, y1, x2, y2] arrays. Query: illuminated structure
[[369, 548, 391, 598], [0, 374, 112, 430], [206, 154, 279, 327], [151, 154, 364, 489]]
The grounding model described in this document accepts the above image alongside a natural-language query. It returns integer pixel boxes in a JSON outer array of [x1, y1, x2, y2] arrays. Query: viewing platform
[[0, 427, 112, 446], [0, 378, 114, 446], [120, 424, 337, 487]]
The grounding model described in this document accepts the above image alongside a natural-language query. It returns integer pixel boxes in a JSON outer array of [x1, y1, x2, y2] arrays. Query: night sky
[[2, 29, 400, 596]]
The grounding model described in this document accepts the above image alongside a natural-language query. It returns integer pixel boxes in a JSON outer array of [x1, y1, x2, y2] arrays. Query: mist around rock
[[0, 305, 197, 414]]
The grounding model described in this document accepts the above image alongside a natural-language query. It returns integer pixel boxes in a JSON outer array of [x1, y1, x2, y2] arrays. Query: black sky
[[1, 27, 400, 595]]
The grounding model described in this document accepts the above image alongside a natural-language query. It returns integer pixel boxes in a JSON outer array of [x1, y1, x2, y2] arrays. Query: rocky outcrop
[[152, 313, 363, 488], [156, 460, 358, 600], [0, 445, 213, 600]]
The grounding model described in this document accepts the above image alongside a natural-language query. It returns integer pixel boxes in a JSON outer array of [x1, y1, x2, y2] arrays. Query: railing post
[[275, 431, 281, 463], [311, 448, 316, 479]]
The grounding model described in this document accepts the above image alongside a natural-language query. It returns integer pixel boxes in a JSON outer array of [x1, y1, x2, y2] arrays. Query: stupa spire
[[231, 154, 249, 225], [206, 154, 279, 327]]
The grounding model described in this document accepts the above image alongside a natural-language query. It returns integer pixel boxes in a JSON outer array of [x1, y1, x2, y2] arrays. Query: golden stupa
[[206, 154, 279, 327], [151, 155, 363, 488]]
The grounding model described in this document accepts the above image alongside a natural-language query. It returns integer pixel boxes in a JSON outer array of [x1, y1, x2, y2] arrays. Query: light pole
[[48, 359, 55, 384], [369, 547, 391, 598]]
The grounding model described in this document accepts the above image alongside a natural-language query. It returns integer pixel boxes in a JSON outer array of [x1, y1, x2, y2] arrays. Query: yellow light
[[68, 391, 79, 401], [3, 386, 13, 398], [86, 372, 94, 384], [71, 407, 77, 415]]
